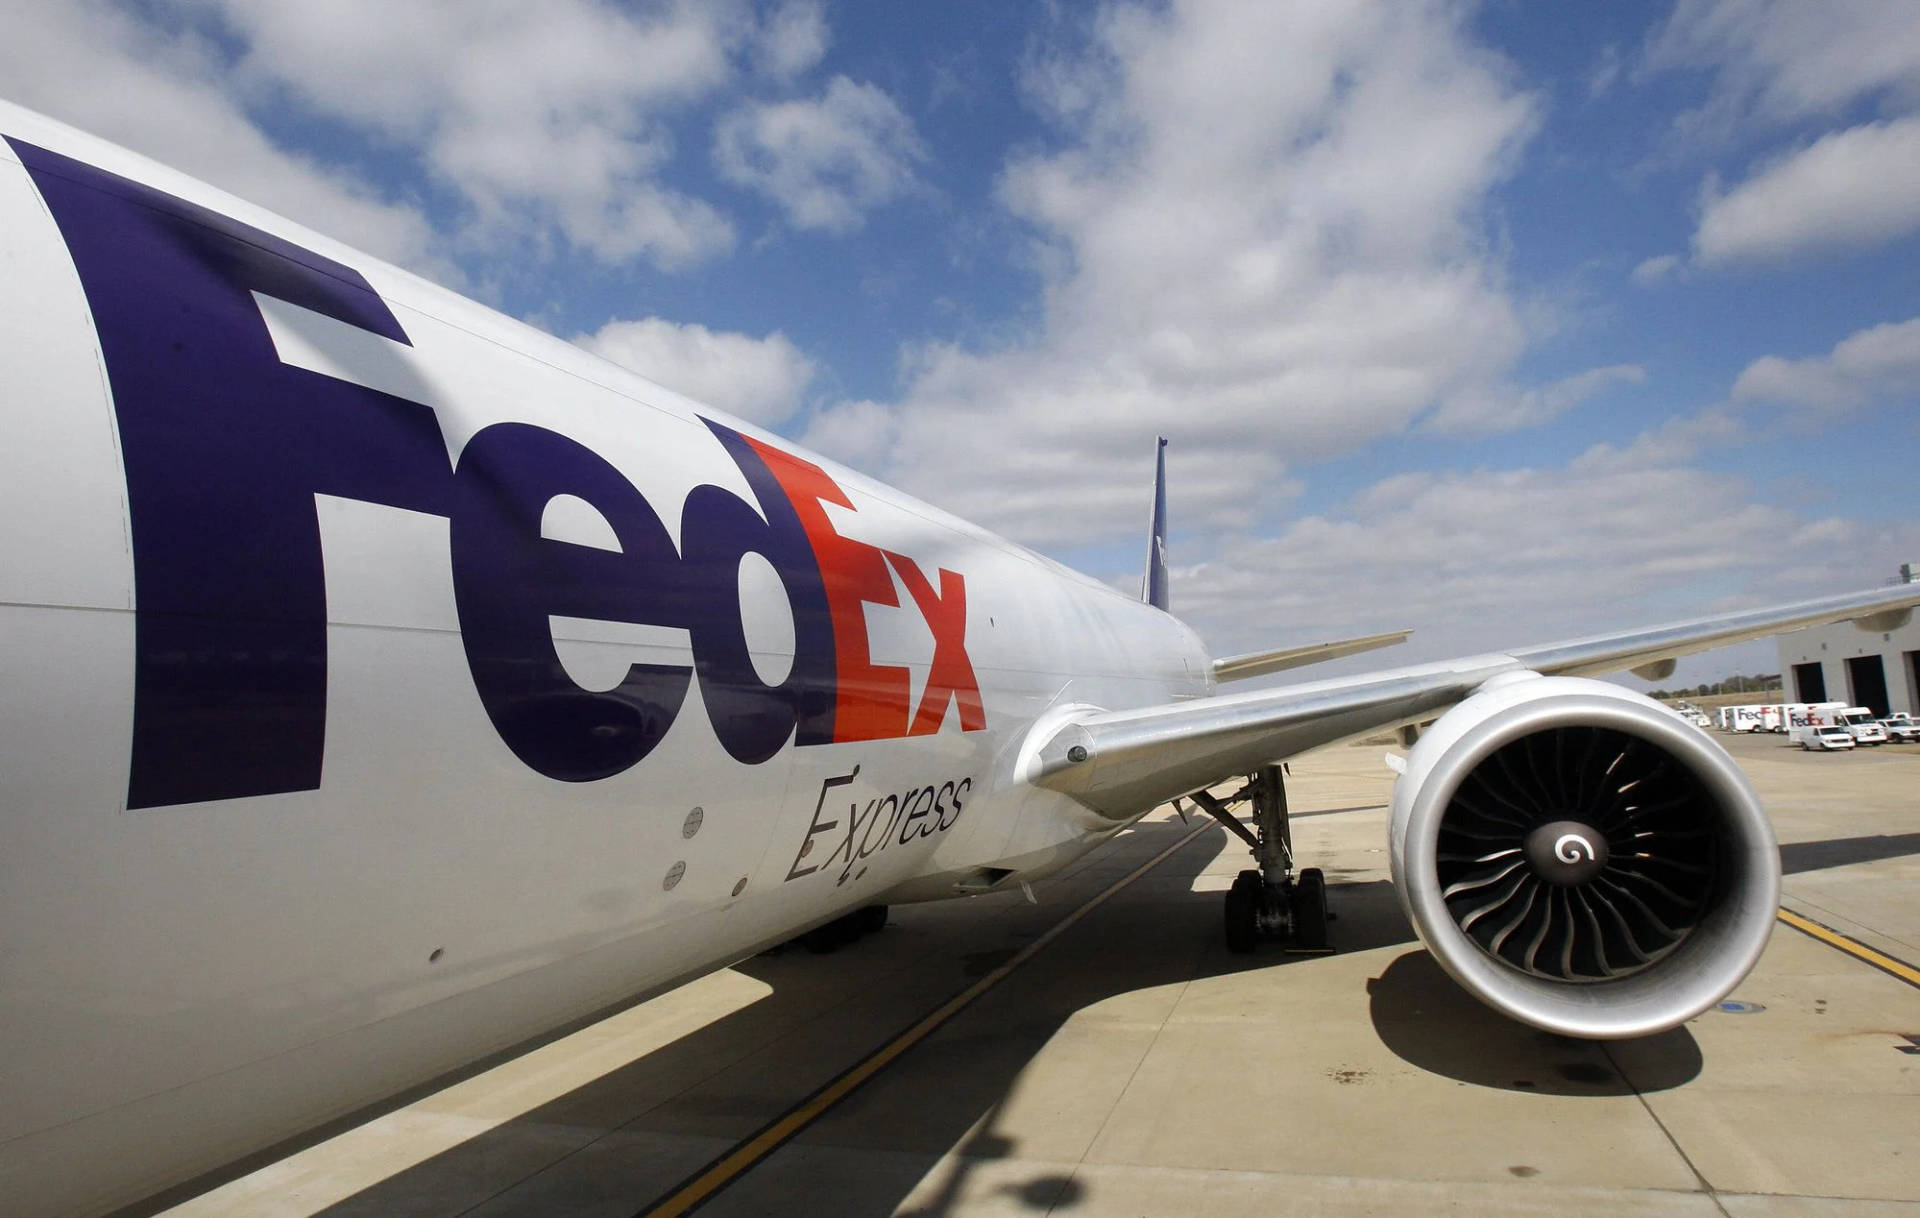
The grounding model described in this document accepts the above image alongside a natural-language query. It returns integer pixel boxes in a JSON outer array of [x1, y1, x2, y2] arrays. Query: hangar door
[[1792, 662, 1827, 703], [1846, 655, 1890, 717]]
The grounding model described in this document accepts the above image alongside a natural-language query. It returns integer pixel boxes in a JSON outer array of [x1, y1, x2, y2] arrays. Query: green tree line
[[1649, 674, 1782, 700]]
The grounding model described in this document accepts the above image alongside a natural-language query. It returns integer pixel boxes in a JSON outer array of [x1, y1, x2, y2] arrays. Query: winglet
[[1141, 436, 1169, 611]]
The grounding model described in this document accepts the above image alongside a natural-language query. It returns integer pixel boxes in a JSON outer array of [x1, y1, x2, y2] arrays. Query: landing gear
[[1288, 867, 1328, 952], [1191, 764, 1331, 954], [1224, 871, 1261, 953]]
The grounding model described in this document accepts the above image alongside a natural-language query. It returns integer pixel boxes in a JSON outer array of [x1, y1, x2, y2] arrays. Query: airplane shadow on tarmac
[[1780, 831, 1920, 875], [1307, 876, 1705, 1098], [295, 820, 1920, 1218], [1363, 827, 1920, 1102], [1367, 949, 1703, 1096]]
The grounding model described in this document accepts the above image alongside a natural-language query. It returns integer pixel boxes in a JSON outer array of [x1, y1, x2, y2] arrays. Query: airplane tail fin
[[1141, 436, 1169, 611]]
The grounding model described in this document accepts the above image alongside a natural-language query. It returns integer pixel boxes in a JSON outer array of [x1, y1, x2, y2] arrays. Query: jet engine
[[1388, 673, 1778, 1039]]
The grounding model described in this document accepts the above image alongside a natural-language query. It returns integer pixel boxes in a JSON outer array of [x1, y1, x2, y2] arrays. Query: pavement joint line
[[1779, 892, 1920, 960], [1775, 907, 1920, 990], [1066, 925, 1204, 1201], [1598, 1041, 1727, 1214], [633, 820, 1218, 1218]]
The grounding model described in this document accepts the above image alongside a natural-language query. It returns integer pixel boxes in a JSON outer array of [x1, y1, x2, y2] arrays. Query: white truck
[[1789, 705, 1886, 747], [1719, 704, 1771, 733], [1797, 725, 1858, 752], [1665, 701, 1712, 728], [1779, 701, 1845, 735]]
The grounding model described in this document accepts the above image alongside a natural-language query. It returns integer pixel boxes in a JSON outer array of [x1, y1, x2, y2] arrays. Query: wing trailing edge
[[1211, 629, 1412, 681]]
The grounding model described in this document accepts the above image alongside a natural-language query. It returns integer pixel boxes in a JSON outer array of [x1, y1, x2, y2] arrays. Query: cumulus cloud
[[1588, 44, 1624, 100], [202, 0, 754, 269], [1174, 443, 1920, 666], [797, 398, 899, 470], [1644, 2, 1920, 268], [0, 0, 867, 273], [577, 317, 816, 426], [1647, 0, 1920, 132], [804, 1, 1538, 549], [1426, 364, 1645, 434], [1568, 407, 1745, 473], [1693, 118, 1920, 264], [756, 0, 830, 81], [0, 0, 438, 273], [713, 76, 925, 232], [1731, 317, 1920, 414], [1631, 254, 1681, 285]]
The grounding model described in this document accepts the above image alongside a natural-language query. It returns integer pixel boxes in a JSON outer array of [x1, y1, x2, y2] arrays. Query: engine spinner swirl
[[1434, 726, 1717, 982]]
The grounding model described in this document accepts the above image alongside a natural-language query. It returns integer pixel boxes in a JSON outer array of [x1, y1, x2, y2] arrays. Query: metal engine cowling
[[1388, 673, 1778, 1039]]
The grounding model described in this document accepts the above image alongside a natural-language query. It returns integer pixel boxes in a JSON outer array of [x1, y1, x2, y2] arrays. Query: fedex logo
[[11, 138, 983, 810]]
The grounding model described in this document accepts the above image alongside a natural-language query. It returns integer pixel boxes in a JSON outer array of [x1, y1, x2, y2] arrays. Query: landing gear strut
[[1189, 764, 1330, 954]]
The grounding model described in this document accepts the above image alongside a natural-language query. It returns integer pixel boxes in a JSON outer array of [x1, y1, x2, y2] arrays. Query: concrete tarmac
[[160, 731, 1920, 1218]]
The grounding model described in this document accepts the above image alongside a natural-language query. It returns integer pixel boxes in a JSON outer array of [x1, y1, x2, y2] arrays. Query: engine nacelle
[[1388, 673, 1778, 1039]]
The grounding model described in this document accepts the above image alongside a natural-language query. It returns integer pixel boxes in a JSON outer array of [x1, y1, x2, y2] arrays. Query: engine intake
[[1389, 674, 1778, 1039]]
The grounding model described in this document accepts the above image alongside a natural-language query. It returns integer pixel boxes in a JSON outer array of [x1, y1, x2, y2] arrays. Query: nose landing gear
[[1190, 764, 1331, 954]]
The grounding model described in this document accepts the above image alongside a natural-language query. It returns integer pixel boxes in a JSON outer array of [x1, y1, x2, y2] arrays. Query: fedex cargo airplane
[[4, 100, 1917, 1217]]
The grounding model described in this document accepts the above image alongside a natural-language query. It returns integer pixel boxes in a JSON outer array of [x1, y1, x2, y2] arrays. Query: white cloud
[[188, 0, 767, 269], [0, 0, 836, 274], [1643, 3, 1920, 272], [1588, 44, 1624, 100], [713, 76, 925, 232], [577, 318, 816, 426], [1647, 0, 1920, 132], [796, 398, 898, 470], [1569, 407, 1745, 473], [1631, 254, 1680, 285], [1174, 443, 1920, 666], [1426, 364, 1645, 434], [0, 0, 439, 273], [1731, 317, 1920, 414], [1693, 117, 1920, 264], [757, 0, 830, 81], [804, 1, 1538, 549]]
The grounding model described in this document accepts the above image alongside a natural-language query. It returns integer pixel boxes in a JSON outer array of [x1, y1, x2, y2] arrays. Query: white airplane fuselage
[[0, 107, 1211, 1217]]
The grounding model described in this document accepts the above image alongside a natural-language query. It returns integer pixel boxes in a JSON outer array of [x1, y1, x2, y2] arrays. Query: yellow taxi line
[[1776, 907, 1920, 990], [638, 820, 1216, 1218]]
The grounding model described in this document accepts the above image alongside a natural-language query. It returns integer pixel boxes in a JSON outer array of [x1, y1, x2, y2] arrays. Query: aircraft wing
[[1031, 582, 1920, 819]]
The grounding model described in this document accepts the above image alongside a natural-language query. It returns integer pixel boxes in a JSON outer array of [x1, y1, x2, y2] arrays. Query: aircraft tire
[[1289, 867, 1328, 950], [1224, 870, 1261, 953]]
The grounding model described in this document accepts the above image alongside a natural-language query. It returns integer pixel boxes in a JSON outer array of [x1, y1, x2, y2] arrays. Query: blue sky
[[5, 0, 1917, 683]]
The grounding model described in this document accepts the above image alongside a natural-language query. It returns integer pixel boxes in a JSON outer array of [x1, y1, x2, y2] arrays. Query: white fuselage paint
[[0, 104, 1211, 1217]]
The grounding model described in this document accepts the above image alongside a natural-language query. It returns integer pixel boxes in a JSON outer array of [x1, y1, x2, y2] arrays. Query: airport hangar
[[1776, 564, 1920, 718]]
